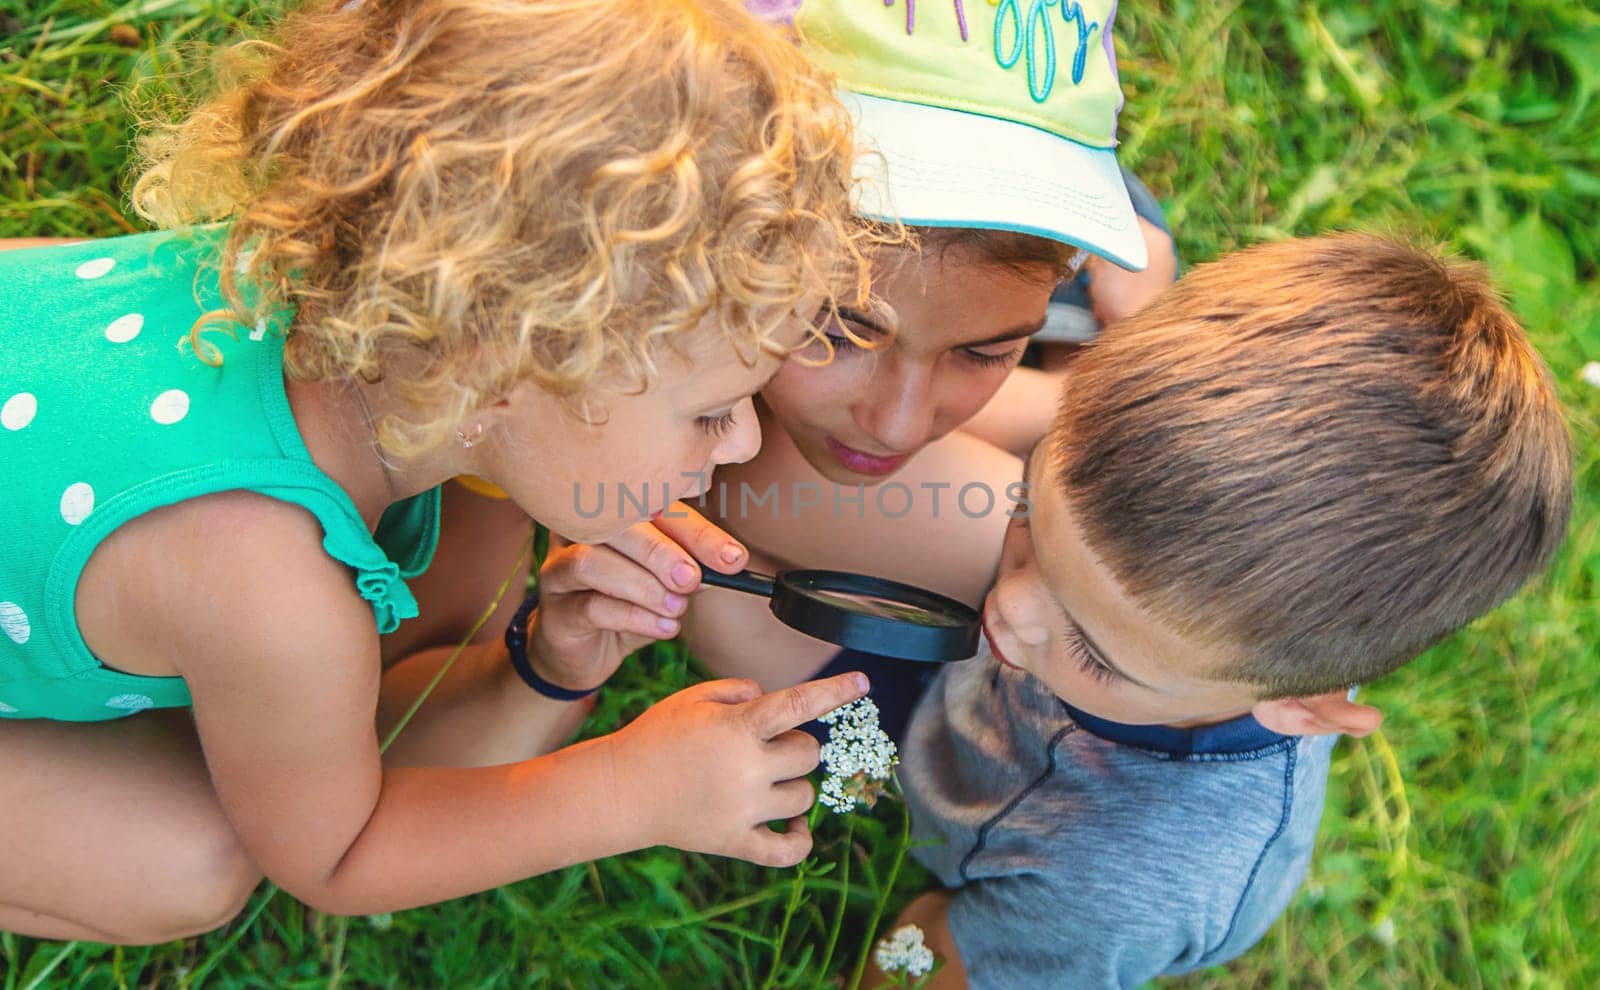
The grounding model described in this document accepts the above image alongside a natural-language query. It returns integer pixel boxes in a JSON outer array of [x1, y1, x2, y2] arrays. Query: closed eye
[[697, 411, 737, 436], [961, 344, 1026, 369], [1062, 626, 1118, 684], [824, 331, 865, 355]]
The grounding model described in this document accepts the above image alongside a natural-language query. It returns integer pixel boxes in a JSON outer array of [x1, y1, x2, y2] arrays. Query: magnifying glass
[[699, 567, 981, 663]]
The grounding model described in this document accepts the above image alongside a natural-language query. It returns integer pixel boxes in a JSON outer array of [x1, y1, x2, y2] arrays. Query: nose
[[851, 358, 937, 454], [988, 578, 1024, 628], [990, 576, 1051, 647], [712, 397, 762, 466]]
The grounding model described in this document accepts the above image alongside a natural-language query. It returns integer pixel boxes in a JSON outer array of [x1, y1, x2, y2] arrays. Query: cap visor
[[844, 92, 1149, 272]]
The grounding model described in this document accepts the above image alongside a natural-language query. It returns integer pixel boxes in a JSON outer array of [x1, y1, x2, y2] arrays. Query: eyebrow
[[693, 388, 755, 415], [1023, 443, 1155, 690], [687, 377, 762, 414], [835, 305, 887, 335], [836, 308, 1046, 347], [963, 317, 1047, 348]]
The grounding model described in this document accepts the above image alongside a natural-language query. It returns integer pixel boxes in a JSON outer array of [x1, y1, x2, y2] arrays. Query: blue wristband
[[504, 589, 601, 701]]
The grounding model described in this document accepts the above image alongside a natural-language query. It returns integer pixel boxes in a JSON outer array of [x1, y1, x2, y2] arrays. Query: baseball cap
[[794, 0, 1148, 271]]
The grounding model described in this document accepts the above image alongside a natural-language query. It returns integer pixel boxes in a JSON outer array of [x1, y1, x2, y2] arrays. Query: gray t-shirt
[[901, 654, 1337, 989]]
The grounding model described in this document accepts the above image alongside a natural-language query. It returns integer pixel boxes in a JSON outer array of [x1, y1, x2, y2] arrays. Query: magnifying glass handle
[[698, 568, 777, 597]]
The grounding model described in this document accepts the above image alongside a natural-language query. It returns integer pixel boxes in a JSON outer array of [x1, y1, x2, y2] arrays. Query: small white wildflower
[[367, 912, 394, 930], [817, 697, 898, 813], [1370, 915, 1396, 948], [1582, 361, 1600, 389], [874, 923, 935, 979]]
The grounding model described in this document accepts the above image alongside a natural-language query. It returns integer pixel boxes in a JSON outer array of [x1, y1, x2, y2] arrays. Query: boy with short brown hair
[[890, 233, 1572, 988]]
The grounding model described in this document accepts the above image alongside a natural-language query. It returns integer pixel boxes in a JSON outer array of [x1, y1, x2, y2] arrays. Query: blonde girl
[[0, 0, 877, 943]]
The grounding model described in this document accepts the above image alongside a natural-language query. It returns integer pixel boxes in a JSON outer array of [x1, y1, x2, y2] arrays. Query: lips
[[824, 435, 908, 477]]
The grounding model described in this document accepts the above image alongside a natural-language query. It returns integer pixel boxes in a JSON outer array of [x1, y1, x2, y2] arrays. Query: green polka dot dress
[[0, 227, 439, 721]]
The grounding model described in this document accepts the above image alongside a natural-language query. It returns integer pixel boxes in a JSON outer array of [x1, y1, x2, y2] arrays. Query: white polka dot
[[0, 602, 29, 645], [60, 482, 95, 525], [150, 389, 190, 425], [104, 313, 144, 344], [0, 701, 17, 714], [104, 694, 154, 712], [75, 257, 116, 280], [2, 392, 36, 431]]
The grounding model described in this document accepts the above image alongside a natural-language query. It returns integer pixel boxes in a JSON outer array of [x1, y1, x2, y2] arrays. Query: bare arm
[[376, 638, 592, 767], [82, 493, 866, 915], [958, 366, 1066, 460], [1080, 217, 1178, 328], [379, 497, 765, 764], [0, 237, 82, 251]]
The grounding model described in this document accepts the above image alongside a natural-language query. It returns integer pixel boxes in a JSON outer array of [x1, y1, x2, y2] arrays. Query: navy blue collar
[[1059, 699, 1293, 757]]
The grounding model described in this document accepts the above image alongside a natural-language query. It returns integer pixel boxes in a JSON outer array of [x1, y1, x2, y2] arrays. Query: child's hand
[[608, 672, 870, 867], [528, 502, 748, 692]]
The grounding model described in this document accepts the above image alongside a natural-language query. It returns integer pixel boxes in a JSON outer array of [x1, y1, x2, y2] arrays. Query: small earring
[[457, 422, 485, 449]]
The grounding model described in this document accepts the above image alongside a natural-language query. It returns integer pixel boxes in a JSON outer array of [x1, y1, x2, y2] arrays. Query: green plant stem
[[17, 942, 76, 990], [326, 915, 348, 990], [12, 0, 202, 43], [647, 887, 792, 932], [818, 813, 856, 979], [759, 870, 807, 990], [847, 778, 913, 990], [179, 886, 279, 989], [378, 534, 532, 754], [760, 802, 825, 990]]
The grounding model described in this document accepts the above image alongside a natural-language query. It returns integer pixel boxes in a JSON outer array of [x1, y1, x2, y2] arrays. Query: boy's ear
[[1252, 690, 1383, 738]]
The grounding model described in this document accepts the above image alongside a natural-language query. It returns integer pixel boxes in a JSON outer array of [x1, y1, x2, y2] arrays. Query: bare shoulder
[[76, 490, 373, 683], [852, 431, 1021, 605], [0, 237, 84, 253], [903, 430, 1023, 488]]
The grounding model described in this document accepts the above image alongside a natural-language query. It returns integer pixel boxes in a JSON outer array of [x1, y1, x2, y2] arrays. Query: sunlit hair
[[131, 0, 884, 452], [918, 226, 1084, 282], [1051, 233, 1573, 697], [822, 227, 1076, 356]]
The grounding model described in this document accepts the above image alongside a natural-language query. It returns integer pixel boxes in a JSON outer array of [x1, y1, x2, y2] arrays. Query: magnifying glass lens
[[698, 566, 981, 662], [800, 588, 970, 628]]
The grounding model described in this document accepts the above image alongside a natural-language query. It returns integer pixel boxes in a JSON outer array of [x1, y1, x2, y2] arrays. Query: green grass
[[3, 0, 1599, 986]]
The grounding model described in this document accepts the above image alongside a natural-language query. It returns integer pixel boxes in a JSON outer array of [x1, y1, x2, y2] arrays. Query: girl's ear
[[1252, 690, 1383, 738], [466, 392, 517, 434]]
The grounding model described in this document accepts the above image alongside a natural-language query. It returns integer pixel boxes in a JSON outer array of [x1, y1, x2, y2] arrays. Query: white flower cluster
[[817, 697, 898, 813], [874, 923, 935, 979], [1582, 361, 1600, 389]]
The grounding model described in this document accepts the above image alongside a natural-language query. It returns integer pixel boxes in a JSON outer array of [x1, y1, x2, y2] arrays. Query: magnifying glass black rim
[[771, 568, 980, 663]]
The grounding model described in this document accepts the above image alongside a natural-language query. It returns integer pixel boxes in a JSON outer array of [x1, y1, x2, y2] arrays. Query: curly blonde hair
[[132, 0, 880, 451]]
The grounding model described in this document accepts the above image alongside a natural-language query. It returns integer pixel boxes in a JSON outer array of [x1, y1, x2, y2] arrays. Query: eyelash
[[1062, 627, 1118, 684], [823, 331, 1023, 368], [824, 331, 864, 355], [963, 345, 1025, 368], [697, 412, 737, 437]]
